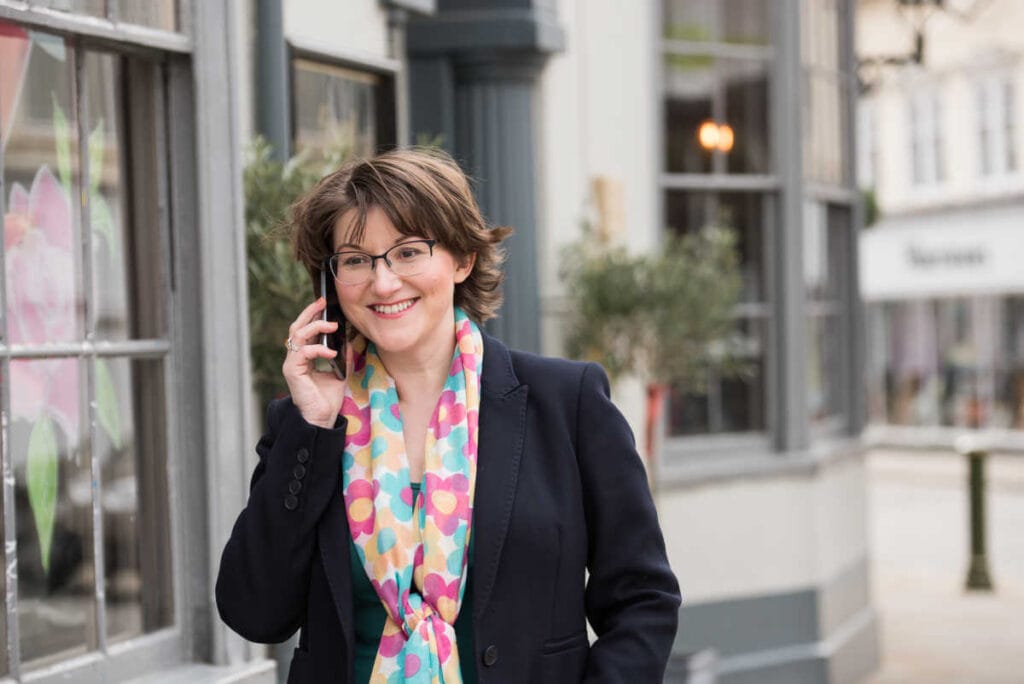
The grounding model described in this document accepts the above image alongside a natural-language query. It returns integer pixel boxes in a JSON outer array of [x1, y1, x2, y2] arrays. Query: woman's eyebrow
[[334, 236, 423, 251]]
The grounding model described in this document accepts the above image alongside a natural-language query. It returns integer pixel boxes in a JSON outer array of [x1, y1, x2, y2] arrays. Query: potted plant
[[243, 137, 353, 408], [560, 225, 745, 470]]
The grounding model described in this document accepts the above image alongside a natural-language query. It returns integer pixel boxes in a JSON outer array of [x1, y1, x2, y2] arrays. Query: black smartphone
[[319, 268, 347, 380]]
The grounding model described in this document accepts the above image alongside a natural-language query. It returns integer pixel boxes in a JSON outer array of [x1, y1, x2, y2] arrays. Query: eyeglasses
[[326, 239, 437, 284]]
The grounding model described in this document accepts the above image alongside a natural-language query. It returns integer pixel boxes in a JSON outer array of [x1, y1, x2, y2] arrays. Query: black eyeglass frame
[[324, 239, 437, 283]]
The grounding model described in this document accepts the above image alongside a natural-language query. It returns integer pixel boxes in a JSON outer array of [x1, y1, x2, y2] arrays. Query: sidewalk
[[862, 449, 1024, 684]]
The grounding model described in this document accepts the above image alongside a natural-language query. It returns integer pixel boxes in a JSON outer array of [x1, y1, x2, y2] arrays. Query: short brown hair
[[290, 147, 512, 323]]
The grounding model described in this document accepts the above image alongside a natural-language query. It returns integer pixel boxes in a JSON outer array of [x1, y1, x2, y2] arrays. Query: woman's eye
[[341, 254, 370, 267], [396, 246, 425, 260]]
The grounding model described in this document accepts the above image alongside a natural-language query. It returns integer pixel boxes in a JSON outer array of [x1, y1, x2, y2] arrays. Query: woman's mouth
[[369, 298, 418, 316]]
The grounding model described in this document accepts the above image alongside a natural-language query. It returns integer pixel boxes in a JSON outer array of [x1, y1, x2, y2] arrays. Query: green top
[[350, 482, 477, 683]]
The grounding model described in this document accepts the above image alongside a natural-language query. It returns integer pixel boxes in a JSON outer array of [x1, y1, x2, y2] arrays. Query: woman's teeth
[[372, 300, 415, 314]]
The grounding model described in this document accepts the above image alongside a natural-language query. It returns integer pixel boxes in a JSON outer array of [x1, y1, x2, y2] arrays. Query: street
[[863, 449, 1024, 684]]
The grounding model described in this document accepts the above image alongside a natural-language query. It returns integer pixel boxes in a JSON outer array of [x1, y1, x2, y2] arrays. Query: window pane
[[996, 297, 1024, 430], [801, 0, 841, 72], [8, 359, 96, 665], [803, 73, 848, 185], [99, 358, 173, 641], [2, 26, 86, 345], [663, 0, 772, 44], [83, 52, 166, 341], [27, 0, 105, 17], [664, 190, 768, 303], [293, 59, 380, 161], [668, 318, 766, 435], [664, 56, 770, 174], [807, 313, 842, 421], [118, 0, 177, 32]]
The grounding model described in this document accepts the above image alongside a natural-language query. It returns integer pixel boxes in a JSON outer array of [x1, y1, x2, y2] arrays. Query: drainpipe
[[255, 0, 290, 161]]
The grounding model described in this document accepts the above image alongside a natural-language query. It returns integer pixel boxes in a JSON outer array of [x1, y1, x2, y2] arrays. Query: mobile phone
[[319, 268, 347, 380]]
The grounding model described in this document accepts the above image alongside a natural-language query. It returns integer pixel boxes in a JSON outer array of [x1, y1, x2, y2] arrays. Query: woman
[[216, 148, 680, 683]]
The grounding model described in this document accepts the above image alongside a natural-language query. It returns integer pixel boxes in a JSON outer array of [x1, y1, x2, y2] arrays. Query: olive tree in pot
[[560, 226, 745, 473]]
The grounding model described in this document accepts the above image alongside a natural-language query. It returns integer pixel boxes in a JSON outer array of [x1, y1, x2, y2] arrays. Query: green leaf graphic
[[52, 94, 72, 194], [91, 195, 117, 261], [27, 414, 59, 575], [88, 119, 104, 194], [96, 359, 122, 450]]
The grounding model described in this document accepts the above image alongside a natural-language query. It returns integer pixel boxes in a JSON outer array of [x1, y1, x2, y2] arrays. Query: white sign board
[[859, 204, 1024, 301]]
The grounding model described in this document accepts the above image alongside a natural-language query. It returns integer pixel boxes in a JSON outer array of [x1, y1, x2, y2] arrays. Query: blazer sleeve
[[215, 397, 346, 643], [577, 363, 681, 683]]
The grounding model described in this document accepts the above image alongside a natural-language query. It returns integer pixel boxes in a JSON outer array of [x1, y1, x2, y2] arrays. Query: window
[[664, 191, 770, 435], [660, 0, 776, 439], [805, 202, 847, 424], [856, 99, 876, 189], [976, 75, 1017, 178], [802, 0, 851, 186], [662, 0, 773, 176], [909, 89, 944, 186], [291, 56, 396, 161], [869, 297, 1024, 430], [1, 16, 178, 680]]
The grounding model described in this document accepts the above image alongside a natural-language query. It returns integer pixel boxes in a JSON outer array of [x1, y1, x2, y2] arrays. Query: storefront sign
[[860, 205, 1024, 300]]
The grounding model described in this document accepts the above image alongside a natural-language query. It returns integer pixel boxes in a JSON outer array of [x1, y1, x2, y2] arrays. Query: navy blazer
[[216, 333, 680, 683]]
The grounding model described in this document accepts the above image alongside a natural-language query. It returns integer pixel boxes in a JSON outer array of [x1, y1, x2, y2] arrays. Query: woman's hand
[[283, 297, 346, 429]]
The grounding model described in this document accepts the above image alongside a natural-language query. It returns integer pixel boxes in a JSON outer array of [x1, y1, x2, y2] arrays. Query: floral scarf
[[341, 307, 482, 683]]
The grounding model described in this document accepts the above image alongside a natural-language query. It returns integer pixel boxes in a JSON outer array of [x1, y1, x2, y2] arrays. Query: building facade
[[857, 0, 1024, 450], [0, 1, 875, 682]]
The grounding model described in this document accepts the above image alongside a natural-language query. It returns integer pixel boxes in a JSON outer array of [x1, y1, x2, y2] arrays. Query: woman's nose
[[368, 260, 402, 295]]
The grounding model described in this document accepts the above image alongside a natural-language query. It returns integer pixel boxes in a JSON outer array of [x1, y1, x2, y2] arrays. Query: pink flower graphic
[[424, 473, 470, 536], [4, 165, 80, 439], [432, 389, 466, 439]]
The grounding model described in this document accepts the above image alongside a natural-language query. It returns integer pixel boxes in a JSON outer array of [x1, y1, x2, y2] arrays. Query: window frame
[[287, 37, 400, 155], [655, 0, 862, 464], [0, 0, 253, 680], [0, 28, 183, 682]]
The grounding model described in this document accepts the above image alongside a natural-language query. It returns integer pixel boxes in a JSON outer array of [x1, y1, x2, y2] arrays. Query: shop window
[[1, 23, 173, 676], [805, 202, 847, 424], [663, 55, 771, 175], [801, 0, 852, 187], [873, 297, 1024, 431], [663, 191, 770, 435]]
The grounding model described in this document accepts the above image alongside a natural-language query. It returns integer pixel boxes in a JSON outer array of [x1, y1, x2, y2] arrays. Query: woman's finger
[[293, 318, 338, 345], [287, 297, 326, 339]]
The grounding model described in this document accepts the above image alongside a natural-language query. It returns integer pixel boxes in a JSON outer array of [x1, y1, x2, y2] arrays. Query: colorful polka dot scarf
[[341, 307, 482, 684]]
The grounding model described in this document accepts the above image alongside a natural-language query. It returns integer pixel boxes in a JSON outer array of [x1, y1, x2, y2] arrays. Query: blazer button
[[292, 464, 307, 480], [296, 448, 310, 464], [284, 494, 299, 511], [288, 480, 303, 495], [482, 645, 498, 667]]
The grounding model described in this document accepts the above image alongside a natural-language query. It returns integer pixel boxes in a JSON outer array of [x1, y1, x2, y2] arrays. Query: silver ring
[[285, 337, 300, 353]]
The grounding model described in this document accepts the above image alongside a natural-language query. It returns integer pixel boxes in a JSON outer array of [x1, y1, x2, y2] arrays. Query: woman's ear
[[454, 252, 477, 284]]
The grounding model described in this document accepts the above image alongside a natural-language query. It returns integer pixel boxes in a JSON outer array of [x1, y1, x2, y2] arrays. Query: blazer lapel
[[472, 333, 527, 621]]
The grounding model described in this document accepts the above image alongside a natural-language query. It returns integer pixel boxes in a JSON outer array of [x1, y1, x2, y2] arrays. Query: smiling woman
[[216, 148, 681, 684]]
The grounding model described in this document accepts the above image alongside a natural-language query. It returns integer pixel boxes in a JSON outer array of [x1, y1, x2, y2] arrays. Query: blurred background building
[[0, 0, 888, 682], [857, 0, 1024, 450]]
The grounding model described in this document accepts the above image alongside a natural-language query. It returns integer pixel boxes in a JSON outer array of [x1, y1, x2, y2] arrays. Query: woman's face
[[331, 206, 474, 359]]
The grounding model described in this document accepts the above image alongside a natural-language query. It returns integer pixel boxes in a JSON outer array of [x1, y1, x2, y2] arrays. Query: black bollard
[[964, 449, 994, 591]]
